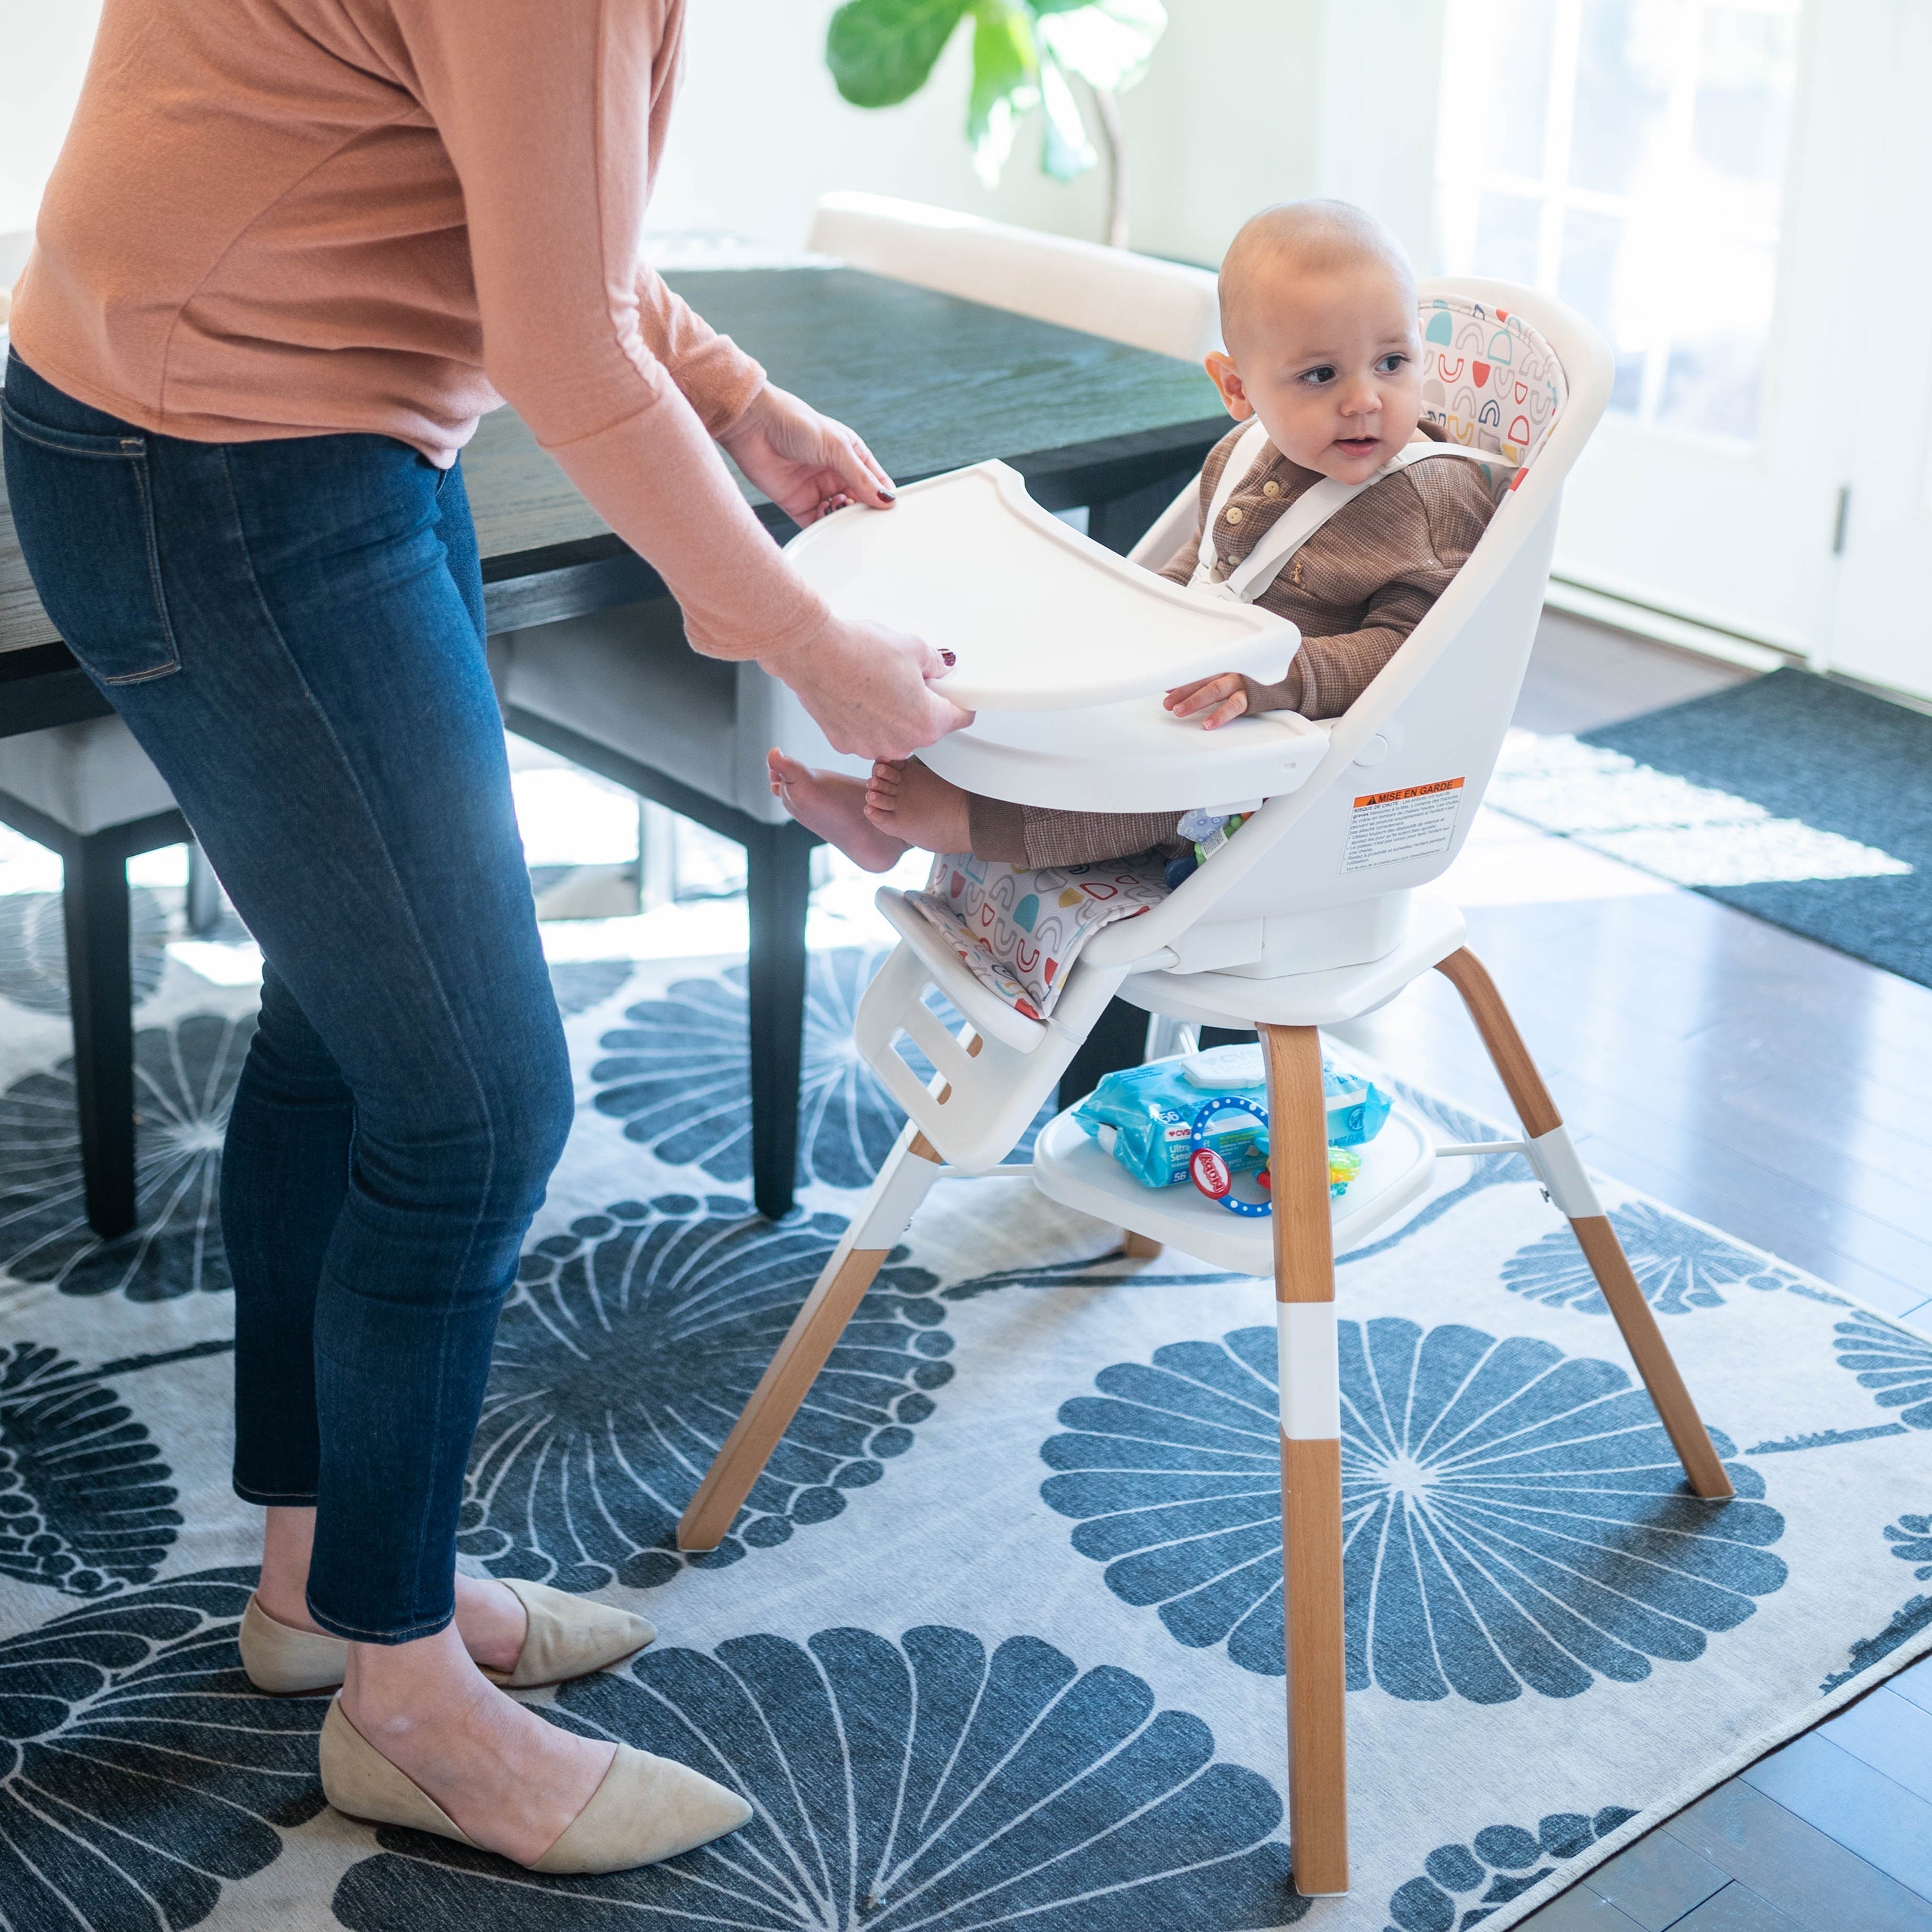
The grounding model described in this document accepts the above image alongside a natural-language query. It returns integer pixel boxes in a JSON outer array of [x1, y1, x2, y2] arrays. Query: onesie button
[[1262, 479, 1280, 497], [1225, 506, 1244, 524]]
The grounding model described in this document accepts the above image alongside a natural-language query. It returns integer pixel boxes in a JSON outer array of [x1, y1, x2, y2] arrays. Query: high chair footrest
[[873, 890, 1048, 1053]]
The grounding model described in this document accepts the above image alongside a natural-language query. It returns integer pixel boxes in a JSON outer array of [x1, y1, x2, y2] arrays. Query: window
[[1435, 0, 1800, 444]]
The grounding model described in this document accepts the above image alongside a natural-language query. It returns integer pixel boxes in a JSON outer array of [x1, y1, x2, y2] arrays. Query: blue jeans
[[2, 352, 574, 1642]]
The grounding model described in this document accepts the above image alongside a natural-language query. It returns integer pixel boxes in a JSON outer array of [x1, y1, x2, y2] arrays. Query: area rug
[[1487, 668, 1932, 986], [0, 940, 1927, 1932]]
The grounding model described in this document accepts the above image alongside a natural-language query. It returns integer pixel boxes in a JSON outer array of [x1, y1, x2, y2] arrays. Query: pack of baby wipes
[[1071, 1043, 1392, 1191]]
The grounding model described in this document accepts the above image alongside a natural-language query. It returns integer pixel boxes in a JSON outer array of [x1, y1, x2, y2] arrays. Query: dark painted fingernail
[[940, 649, 957, 667], [880, 488, 896, 502]]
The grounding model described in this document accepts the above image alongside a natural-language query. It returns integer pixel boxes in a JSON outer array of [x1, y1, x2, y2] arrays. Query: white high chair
[[677, 280, 1734, 1899]]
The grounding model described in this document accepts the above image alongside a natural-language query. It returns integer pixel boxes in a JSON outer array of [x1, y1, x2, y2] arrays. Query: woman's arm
[[387, 0, 961, 754]]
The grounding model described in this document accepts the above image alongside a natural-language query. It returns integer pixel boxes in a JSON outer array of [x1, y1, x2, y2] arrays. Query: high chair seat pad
[[1420, 296, 1567, 469], [782, 460, 1298, 711], [908, 852, 1169, 1020], [921, 692, 1329, 811]]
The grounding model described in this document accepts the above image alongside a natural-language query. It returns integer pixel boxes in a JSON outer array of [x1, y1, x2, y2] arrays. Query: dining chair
[[490, 605, 862, 1222], [806, 191, 1220, 360], [0, 716, 190, 1238]]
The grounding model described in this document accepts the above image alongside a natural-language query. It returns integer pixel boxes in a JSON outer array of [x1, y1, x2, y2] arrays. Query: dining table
[[0, 259, 1227, 1236], [3, 264, 1227, 731]]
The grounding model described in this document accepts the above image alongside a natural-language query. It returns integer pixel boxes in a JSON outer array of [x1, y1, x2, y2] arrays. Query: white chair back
[[806, 192, 1222, 362], [1086, 277, 1613, 971]]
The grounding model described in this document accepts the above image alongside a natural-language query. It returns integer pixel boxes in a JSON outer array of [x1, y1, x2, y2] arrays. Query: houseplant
[[826, 0, 1167, 247]]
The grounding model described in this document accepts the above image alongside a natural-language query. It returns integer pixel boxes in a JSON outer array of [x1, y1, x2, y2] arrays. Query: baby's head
[[1207, 200, 1421, 485]]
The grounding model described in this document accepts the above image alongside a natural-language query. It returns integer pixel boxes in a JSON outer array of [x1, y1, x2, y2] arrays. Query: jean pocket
[[1, 393, 182, 685]]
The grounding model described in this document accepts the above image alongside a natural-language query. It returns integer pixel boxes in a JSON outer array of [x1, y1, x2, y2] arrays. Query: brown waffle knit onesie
[[960, 420, 1506, 867]]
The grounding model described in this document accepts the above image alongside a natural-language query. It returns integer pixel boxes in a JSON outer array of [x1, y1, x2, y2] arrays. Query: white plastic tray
[[921, 696, 1330, 812], [1031, 1095, 1436, 1276], [783, 460, 1298, 712]]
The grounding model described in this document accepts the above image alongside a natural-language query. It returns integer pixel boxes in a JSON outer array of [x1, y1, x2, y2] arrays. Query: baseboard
[[1544, 578, 1795, 674]]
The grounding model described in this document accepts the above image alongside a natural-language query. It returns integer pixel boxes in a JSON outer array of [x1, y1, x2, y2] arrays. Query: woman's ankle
[[341, 1622, 482, 1736], [257, 1503, 326, 1631], [258, 1503, 525, 1669]]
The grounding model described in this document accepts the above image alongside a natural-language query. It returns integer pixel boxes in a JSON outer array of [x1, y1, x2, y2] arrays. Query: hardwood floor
[[1345, 611, 1932, 1328], [1340, 612, 1932, 1930]]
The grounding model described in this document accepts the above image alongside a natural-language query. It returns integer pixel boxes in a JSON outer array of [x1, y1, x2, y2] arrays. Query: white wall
[[653, 0, 1443, 269], [0, 0, 100, 260], [0, 0, 1443, 279]]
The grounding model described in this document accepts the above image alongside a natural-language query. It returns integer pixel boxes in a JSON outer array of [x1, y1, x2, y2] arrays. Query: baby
[[770, 198, 1504, 874]]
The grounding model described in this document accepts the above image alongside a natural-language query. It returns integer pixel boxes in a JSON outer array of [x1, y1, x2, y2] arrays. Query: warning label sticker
[[1341, 777, 1465, 874]]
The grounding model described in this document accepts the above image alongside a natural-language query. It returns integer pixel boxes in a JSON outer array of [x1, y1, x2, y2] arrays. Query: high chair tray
[[1032, 1095, 1435, 1276], [783, 460, 1298, 711], [920, 696, 1330, 812]]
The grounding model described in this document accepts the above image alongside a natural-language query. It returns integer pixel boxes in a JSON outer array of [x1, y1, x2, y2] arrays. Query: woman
[[1, 0, 964, 1876]]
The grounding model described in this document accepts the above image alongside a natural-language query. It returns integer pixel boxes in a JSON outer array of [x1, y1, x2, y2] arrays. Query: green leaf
[[967, 0, 1040, 185], [1038, 52, 1097, 180], [1034, 0, 1165, 93], [827, 0, 972, 108]]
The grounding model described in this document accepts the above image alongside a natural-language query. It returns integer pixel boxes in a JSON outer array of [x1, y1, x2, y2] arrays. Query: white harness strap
[[1186, 419, 1271, 592], [1188, 433, 1502, 606]]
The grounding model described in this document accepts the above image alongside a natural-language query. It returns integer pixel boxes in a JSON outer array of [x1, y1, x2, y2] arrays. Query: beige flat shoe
[[479, 1579, 656, 1689], [240, 1581, 655, 1695], [240, 1593, 354, 1695], [318, 1697, 753, 1873]]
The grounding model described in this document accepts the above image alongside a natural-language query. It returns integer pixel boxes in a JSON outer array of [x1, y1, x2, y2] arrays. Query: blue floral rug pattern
[[591, 949, 916, 1189], [333, 1624, 1305, 1930], [460, 1193, 951, 1589], [0, 1009, 252, 1299], [0, 1569, 328, 1929], [0, 944, 1922, 1931], [1042, 1320, 1785, 1699]]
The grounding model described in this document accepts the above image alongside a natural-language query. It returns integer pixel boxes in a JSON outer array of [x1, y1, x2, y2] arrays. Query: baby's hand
[[1164, 672, 1251, 730]]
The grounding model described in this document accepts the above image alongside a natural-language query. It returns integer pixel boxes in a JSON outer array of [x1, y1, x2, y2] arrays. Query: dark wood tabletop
[[1, 265, 1224, 735]]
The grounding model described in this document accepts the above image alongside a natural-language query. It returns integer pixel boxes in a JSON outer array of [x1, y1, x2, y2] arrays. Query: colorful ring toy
[[1188, 1095, 1272, 1216]]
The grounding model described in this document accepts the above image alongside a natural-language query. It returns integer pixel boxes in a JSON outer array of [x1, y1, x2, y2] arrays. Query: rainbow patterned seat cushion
[[908, 853, 1167, 1019], [1419, 295, 1567, 478]]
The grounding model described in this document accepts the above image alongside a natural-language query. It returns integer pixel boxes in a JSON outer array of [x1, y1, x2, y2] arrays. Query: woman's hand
[[727, 387, 964, 757], [719, 384, 896, 526], [770, 615, 972, 761], [1166, 672, 1253, 729]]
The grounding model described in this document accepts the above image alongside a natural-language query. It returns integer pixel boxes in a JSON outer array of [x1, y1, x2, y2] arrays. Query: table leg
[[61, 831, 137, 1239], [744, 819, 815, 1222]]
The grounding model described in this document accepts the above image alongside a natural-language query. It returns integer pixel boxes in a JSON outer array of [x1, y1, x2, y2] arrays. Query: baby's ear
[[1204, 350, 1252, 419]]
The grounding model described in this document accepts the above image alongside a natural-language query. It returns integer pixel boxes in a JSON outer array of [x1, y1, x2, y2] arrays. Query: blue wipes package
[[1072, 1045, 1391, 1191]]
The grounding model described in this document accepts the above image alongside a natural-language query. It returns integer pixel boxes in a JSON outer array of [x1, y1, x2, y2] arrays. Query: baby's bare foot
[[768, 748, 908, 873], [864, 758, 974, 856]]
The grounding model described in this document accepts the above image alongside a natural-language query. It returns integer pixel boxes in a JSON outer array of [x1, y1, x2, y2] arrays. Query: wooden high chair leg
[[677, 1126, 946, 1551], [1434, 948, 1734, 1502], [1259, 1023, 1350, 1899]]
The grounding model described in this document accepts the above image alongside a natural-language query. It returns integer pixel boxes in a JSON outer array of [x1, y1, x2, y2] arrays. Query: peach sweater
[[8, 0, 827, 661]]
